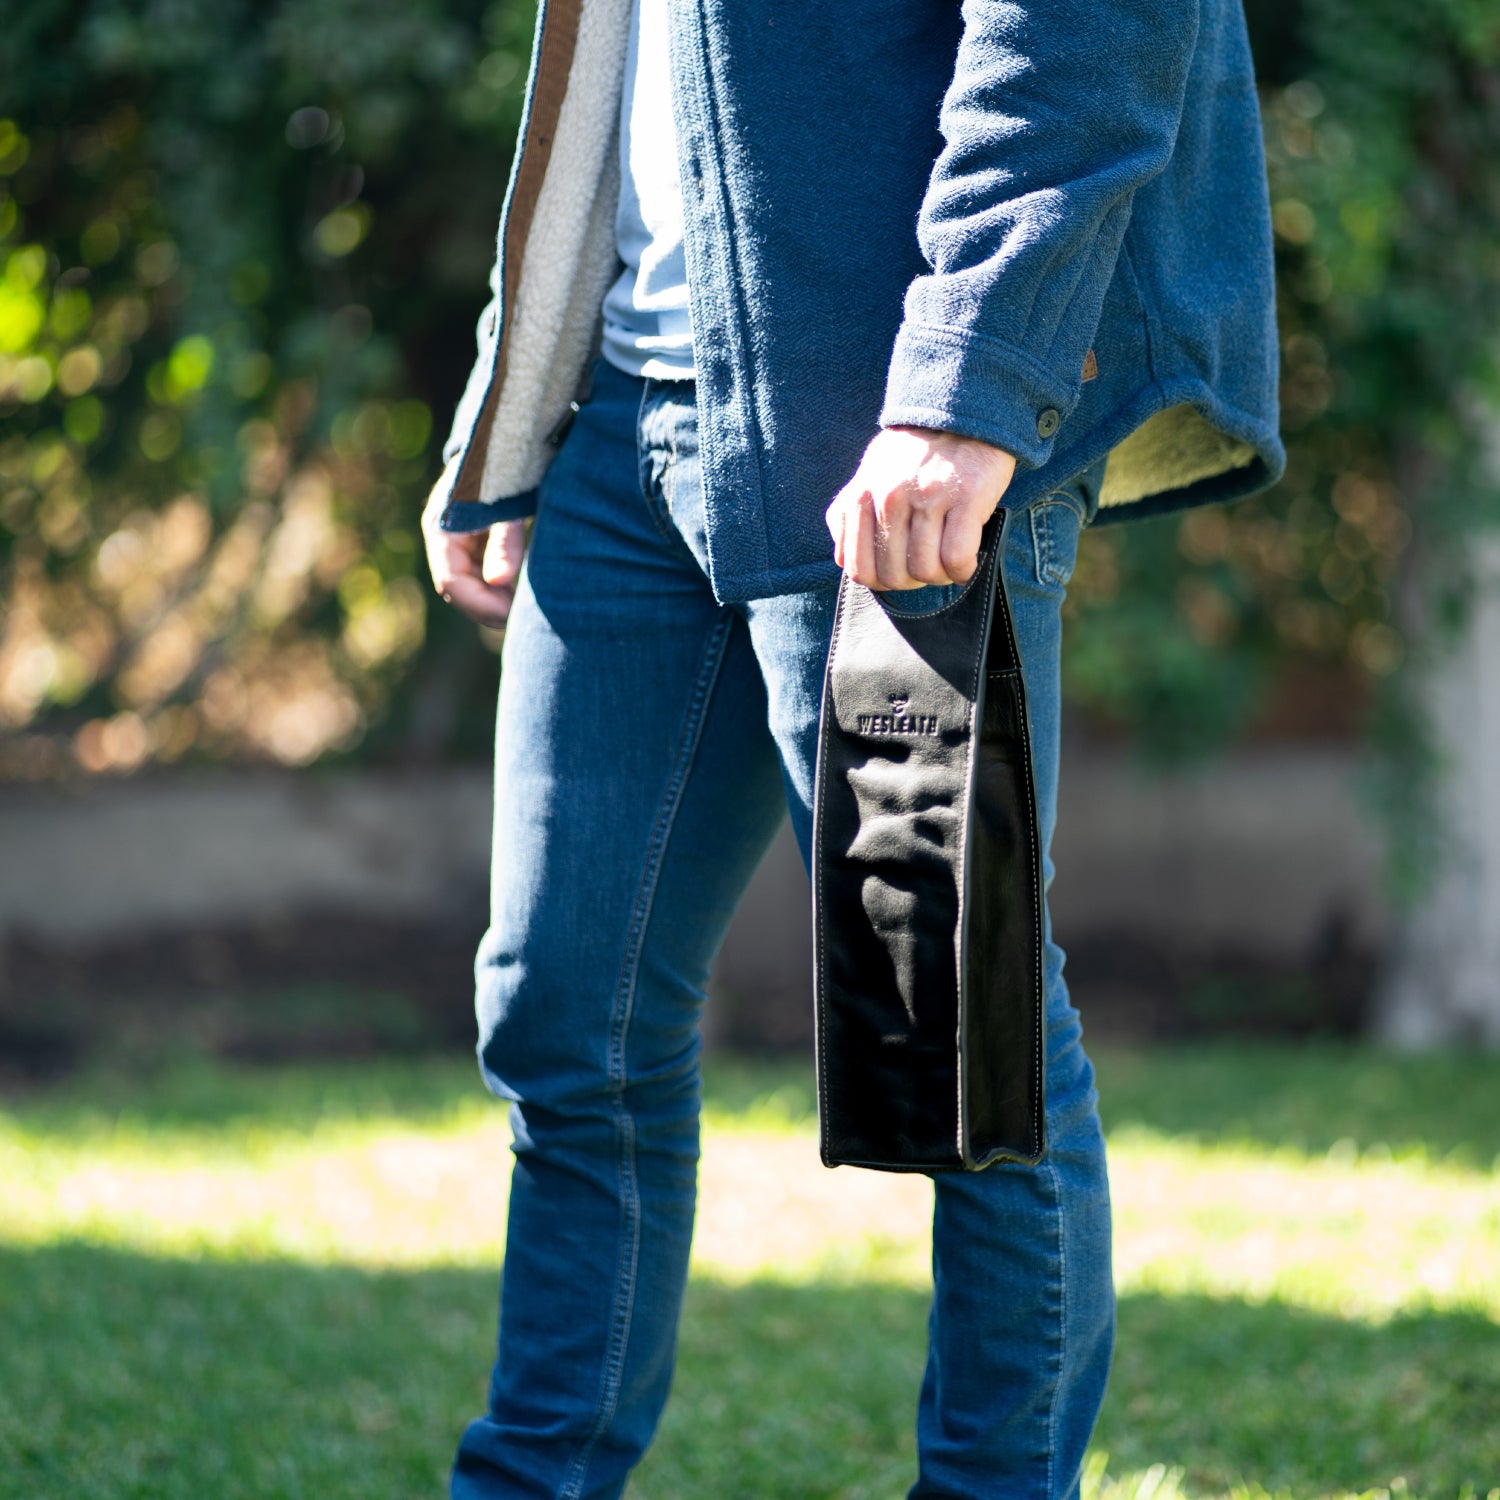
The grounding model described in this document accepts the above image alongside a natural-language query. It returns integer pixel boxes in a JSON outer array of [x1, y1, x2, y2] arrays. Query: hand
[[421, 465, 527, 628], [825, 427, 1017, 591]]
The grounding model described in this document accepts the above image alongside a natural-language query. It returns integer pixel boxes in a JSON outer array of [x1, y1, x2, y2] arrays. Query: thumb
[[825, 490, 847, 568], [482, 521, 525, 587]]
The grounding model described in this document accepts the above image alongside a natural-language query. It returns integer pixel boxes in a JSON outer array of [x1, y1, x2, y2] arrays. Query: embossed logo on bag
[[857, 693, 941, 737]]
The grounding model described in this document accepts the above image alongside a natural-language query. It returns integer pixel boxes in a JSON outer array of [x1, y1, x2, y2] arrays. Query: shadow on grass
[[1, 1242, 1495, 1500], [0, 1054, 489, 1140]]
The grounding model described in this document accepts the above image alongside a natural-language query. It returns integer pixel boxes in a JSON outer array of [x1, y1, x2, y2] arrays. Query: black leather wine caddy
[[811, 508, 1045, 1172]]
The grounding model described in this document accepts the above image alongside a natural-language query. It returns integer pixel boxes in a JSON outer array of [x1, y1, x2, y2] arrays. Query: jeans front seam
[[557, 609, 736, 1500]]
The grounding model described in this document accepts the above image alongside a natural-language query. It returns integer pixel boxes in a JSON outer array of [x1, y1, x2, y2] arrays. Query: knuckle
[[872, 489, 906, 527], [909, 480, 948, 516], [940, 545, 975, 581]]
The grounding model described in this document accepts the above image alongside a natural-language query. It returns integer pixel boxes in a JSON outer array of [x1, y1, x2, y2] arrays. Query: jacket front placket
[[665, 0, 769, 597]]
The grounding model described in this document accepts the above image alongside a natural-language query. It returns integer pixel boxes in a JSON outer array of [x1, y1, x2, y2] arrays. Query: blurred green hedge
[[0, 0, 534, 773], [1, 1, 1498, 822], [1064, 0, 1500, 760]]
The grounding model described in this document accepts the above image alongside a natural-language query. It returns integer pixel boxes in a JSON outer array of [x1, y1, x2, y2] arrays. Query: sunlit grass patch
[[4, 1048, 1495, 1313], [0, 1057, 505, 1266], [1111, 1127, 1500, 1320]]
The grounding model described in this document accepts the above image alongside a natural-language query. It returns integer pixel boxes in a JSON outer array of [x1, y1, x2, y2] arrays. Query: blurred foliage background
[[0, 0, 535, 776], [1, 0, 1498, 875]]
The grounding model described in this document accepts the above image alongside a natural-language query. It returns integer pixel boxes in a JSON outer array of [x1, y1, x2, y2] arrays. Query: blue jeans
[[451, 358, 1115, 1500]]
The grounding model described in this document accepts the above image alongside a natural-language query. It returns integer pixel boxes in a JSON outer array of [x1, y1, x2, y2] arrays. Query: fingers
[[833, 480, 949, 593], [837, 484, 881, 589], [834, 483, 922, 591], [482, 520, 527, 589], [903, 501, 951, 587], [421, 489, 527, 629], [435, 529, 513, 628], [825, 494, 845, 569], [829, 428, 1017, 592], [939, 504, 987, 585], [873, 495, 917, 591], [440, 567, 515, 629]]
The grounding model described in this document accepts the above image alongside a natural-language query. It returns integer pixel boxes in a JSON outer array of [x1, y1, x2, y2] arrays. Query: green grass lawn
[[2, 1044, 1497, 1500]]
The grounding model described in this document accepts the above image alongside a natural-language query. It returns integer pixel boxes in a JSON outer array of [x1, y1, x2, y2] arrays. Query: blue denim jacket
[[435, 0, 1284, 604]]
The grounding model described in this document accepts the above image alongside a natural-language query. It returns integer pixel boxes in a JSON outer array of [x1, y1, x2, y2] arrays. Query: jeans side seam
[[1043, 1156, 1068, 1500], [1030, 504, 1053, 590], [557, 610, 735, 1500]]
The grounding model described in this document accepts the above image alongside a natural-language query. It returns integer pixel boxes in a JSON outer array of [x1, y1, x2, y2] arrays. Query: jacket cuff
[[437, 490, 539, 534], [879, 321, 1078, 470]]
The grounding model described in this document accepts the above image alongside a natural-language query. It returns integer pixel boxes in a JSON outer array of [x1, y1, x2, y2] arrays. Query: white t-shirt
[[600, 0, 696, 380]]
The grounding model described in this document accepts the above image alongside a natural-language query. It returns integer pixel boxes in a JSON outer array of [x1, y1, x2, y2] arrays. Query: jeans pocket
[[1029, 495, 1084, 590]]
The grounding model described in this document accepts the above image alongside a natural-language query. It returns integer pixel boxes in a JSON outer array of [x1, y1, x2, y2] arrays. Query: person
[[420, 0, 1283, 1495]]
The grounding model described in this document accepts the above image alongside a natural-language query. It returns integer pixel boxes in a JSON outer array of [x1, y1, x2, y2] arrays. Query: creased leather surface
[[813, 518, 1045, 1172]]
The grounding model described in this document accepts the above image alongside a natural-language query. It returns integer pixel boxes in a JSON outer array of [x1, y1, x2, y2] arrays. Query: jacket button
[[1037, 407, 1061, 439]]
